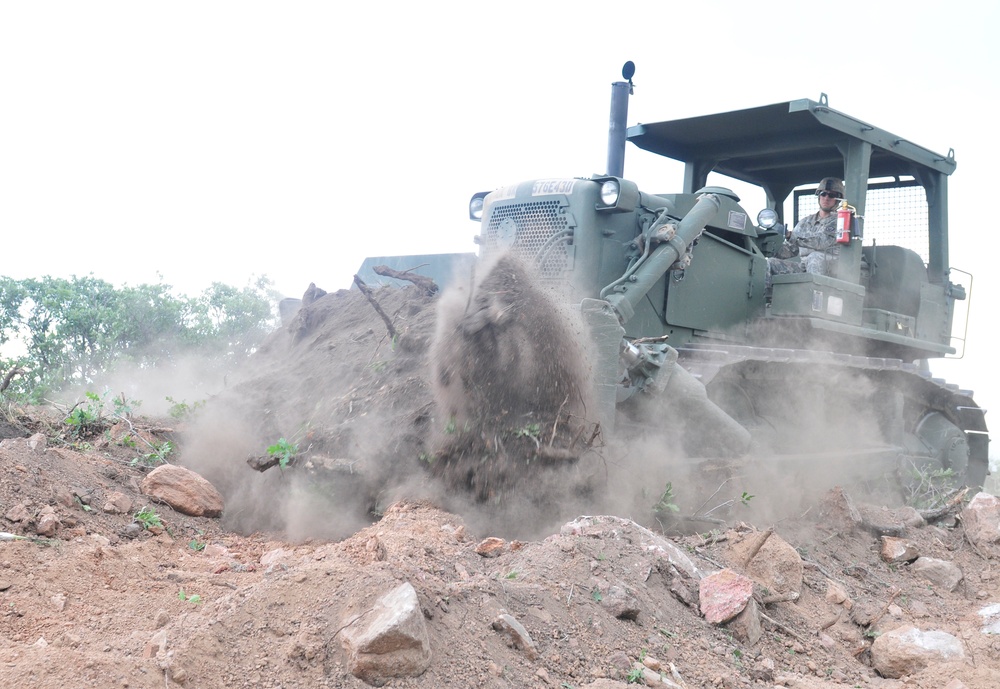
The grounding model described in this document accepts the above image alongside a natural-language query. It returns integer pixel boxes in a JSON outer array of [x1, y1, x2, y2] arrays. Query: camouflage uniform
[[767, 211, 839, 280]]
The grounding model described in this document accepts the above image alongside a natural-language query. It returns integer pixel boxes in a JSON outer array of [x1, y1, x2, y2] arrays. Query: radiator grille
[[482, 200, 572, 277]]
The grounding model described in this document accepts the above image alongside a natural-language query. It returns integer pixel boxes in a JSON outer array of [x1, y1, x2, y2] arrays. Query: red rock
[[475, 537, 505, 557], [699, 568, 754, 624]]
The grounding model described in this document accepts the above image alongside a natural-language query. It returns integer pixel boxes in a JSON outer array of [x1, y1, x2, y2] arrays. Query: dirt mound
[[180, 284, 441, 539], [177, 270, 621, 540]]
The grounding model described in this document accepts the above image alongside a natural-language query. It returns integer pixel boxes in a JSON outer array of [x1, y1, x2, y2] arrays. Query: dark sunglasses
[[818, 191, 842, 199]]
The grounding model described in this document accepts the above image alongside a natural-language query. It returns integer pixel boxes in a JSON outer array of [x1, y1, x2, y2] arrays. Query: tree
[[0, 274, 279, 401]]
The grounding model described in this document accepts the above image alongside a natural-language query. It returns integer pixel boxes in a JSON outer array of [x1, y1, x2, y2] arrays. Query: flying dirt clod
[[429, 254, 599, 502]]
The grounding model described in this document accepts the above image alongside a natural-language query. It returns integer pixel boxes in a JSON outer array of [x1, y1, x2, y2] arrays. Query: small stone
[[751, 657, 775, 682], [260, 547, 293, 567], [910, 557, 963, 592], [601, 585, 640, 620], [825, 581, 850, 605], [202, 543, 227, 558], [492, 613, 538, 660], [27, 433, 47, 451], [5, 503, 30, 523], [102, 491, 132, 515], [880, 536, 919, 564], [893, 506, 926, 528], [169, 664, 187, 683], [50, 593, 67, 612], [36, 507, 60, 537], [52, 489, 76, 508], [143, 630, 168, 660], [607, 650, 631, 671], [58, 632, 82, 648], [154, 610, 170, 629], [475, 537, 505, 558]]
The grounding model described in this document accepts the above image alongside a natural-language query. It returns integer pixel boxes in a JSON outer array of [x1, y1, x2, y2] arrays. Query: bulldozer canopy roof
[[626, 98, 955, 191]]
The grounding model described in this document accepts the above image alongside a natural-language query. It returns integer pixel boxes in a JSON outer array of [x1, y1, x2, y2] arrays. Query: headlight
[[600, 180, 621, 206], [757, 208, 779, 229], [469, 193, 487, 221]]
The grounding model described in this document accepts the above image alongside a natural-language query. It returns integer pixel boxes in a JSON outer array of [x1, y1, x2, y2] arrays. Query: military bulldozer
[[446, 65, 988, 499]]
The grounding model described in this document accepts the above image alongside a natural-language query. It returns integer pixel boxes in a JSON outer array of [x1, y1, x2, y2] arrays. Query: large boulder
[[909, 557, 963, 592], [140, 465, 224, 517], [699, 569, 754, 624], [729, 530, 803, 596], [961, 492, 1000, 547], [870, 625, 964, 678], [342, 582, 432, 684]]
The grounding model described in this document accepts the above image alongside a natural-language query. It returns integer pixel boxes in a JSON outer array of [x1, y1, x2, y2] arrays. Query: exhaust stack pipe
[[606, 62, 635, 177]]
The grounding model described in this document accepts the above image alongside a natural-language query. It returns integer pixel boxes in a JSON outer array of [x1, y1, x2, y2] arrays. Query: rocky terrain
[[1, 282, 999, 688]]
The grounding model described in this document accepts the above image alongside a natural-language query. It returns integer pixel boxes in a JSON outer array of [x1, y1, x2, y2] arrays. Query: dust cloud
[[80, 354, 230, 416], [156, 264, 948, 543]]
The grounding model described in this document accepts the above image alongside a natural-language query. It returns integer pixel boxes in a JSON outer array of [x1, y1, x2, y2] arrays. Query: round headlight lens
[[469, 195, 485, 221], [600, 180, 620, 206], [757, 208, 779, 229]]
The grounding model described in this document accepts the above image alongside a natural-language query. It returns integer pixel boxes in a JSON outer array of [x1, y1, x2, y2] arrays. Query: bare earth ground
[[0, 284, 998, 688]]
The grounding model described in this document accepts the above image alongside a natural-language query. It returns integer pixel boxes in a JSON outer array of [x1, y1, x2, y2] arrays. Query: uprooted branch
[[0, 366, 25, 394], [918, 487, 969, 524], [372, 265, 439, 296], [353, 275, 398, 340]]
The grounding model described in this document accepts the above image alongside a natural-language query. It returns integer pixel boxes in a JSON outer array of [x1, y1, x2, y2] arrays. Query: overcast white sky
[[2, 1, 998, 419]]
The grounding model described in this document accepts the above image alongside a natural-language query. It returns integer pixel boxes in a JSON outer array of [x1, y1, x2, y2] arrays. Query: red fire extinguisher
[[835, 201, 853, 244]]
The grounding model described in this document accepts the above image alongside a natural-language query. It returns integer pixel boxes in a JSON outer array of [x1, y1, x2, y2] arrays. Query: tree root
[[372, 264, 439, 296]]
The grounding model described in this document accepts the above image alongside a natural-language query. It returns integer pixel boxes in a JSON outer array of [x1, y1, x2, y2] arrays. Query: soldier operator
[[767, 177, 845, 279]]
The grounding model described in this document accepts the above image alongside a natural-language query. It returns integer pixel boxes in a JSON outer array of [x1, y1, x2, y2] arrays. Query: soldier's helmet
[[816, 177, 845, 197]]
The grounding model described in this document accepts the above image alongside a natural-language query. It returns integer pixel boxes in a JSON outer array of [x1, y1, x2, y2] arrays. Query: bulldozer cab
[[626, 94, 964, 359]]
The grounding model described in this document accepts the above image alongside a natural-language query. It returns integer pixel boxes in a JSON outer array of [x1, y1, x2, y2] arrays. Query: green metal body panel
[[662, 233, 767, 341], [769, 273, 865, 325]]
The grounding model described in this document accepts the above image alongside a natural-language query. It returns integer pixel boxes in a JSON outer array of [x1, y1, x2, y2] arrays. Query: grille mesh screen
[[482, 200, 572, 277], [795, 184, 929, 262]]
